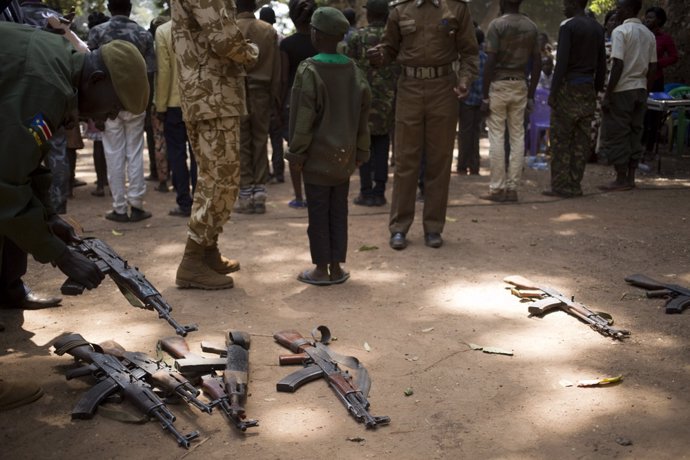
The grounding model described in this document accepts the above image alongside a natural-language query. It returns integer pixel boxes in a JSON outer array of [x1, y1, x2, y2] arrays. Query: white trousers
[[486, 80, 528, 192], [103, 110, 146, 214]]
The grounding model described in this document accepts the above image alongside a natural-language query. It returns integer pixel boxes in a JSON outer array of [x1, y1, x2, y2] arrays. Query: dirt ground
[[1, 140, 689, 460]]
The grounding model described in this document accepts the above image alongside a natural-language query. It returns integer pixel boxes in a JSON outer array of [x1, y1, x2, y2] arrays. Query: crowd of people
[[0, 0, 679, 409]]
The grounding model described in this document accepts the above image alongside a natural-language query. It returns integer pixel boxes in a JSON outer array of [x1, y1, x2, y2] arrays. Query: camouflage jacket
[[87, 15, 156, 74], [346, 22, 398, 135], [172, 0, 259, 122]]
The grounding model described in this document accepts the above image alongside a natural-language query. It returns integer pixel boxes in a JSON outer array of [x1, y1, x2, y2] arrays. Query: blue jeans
[[164, 107, 197, 211]]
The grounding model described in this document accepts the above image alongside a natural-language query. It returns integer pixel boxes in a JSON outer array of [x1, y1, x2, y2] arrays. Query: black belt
[[402, 65, 452, 80], [499, 77, 524, 81]]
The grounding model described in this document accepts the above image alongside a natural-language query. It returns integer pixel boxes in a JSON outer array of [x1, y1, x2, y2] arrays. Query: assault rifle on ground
[[274, 325, 390, 429], [60, 237, 197, 336], [160, 333, 259, 432], [53, 333, 199, 448], [625, 274, 690, 314], [504, 275, 631, 340]]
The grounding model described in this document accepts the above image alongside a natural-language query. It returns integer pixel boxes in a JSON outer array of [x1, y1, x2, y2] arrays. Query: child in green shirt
[[285, 7, 371, 285]]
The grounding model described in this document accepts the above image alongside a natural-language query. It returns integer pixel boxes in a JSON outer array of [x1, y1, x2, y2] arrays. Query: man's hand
[[480, 99, 491, 117], [601, 95, 611, 114], [526, 98, 535, 114], [156, 111, 166, 122], [454, 83, 469, 100], [289, 161, 303, 173], [55, 248, 104, 290], [366, 45, 384, 68], [548, 93, 557, 109], [48, 215, 81, 245]]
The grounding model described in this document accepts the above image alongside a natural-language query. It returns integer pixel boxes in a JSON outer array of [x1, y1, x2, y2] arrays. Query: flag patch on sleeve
[[27, 113, 53, 147]]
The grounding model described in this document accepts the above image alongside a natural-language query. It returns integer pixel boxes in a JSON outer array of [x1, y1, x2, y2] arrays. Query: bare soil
[[1, 140, 689, 460]]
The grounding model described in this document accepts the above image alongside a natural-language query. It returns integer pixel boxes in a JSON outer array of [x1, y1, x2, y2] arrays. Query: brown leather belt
[[402, 64, 452, 80]]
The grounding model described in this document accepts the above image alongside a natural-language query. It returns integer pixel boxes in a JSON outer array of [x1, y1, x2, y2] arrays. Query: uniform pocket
[[399, 19, 416, 35]]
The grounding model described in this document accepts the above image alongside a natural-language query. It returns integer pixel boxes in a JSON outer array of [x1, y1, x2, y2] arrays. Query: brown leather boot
[[599, 164, 632, 192], [0, 380, 44, 411], [176, 238, 234, 289], [203, 238, 240, 274]]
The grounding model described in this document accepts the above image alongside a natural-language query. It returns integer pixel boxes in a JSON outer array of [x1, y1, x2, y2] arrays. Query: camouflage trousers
[[549, 83, 596, 196], [186, 117, 240, 246], [45, 127, 69, 212]]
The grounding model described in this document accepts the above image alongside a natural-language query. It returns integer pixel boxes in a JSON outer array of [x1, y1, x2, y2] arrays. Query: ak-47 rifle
[[159, 334, 259, 432], [53, 333, 199, 448], [504, 275, 630, 340], [274, 325, 390, 429], [625, 274, 690, 314], [60, 238, 197, 336]]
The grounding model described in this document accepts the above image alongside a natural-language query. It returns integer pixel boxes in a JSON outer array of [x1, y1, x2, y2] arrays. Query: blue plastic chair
[[668, 86, 690, 153], [664, 83, 684, 94], [528, 88, 551, 156]]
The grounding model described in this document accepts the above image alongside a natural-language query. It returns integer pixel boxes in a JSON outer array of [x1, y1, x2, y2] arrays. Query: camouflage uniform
[[346, 20, 398, 201], [172, 0, 259, 245], [549, 85, 596, 196]]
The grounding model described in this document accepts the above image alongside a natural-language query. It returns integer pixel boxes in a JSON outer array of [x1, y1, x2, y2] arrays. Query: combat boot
[[599, 164, 632, 192], [176, 238, 234, 289], [627, 160, 638, 188], [204, 238, 240, 274], [253, 190, 267, 214]]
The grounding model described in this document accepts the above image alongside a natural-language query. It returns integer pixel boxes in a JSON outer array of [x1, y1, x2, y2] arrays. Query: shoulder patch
[[389, 0, 413, 7], [27, 113, 52, 147]]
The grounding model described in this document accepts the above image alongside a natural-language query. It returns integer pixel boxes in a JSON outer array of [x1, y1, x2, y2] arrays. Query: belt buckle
[[416, 66, 433, 79]]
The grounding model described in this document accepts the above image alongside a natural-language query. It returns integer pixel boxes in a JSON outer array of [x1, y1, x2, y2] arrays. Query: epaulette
[[388, 0, 413, 7]]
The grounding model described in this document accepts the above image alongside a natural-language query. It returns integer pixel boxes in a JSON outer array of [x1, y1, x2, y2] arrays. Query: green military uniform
[[172, 0, 259, 245], [380, 0, 478, 237], [0, 23, 83, 265], [237, 10, 281, 213]]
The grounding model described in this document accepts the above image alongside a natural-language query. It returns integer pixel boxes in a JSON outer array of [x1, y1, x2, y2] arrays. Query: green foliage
[[588, 0, 617, 15]]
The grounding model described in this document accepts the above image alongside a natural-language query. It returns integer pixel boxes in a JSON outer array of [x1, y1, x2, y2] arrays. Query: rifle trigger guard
[[311, 325, 332, 344]]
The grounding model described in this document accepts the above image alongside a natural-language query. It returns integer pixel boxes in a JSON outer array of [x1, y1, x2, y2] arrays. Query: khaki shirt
[[380, 0, 478, 87], [172, 0, 259, 122], [154, 21, 180, 111], [237, 11, 281, 103]]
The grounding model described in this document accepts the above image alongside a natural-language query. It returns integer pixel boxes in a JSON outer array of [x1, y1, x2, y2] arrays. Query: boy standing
[[480, 0, 540, 203], [286, 7, 371, 286]]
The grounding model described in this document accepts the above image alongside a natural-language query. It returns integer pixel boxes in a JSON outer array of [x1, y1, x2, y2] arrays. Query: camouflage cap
[[365, 0, 389, 15], [310, 6, 349, 37], [100, 40, 149, 114]]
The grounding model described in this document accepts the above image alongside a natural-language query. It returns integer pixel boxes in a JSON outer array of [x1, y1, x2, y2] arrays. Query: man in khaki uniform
[[236, 0, 281, 214], [172, 0, 259, 290], [368, 0, 478, 250]]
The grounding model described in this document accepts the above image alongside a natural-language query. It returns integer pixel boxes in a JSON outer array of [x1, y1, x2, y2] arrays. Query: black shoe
[[72, 178, 87, 188], [145, 174, 159, 182], [130, 207, 152, 222], [91, 187, 105, 197], [390, 232, 407, 250], [424, 233, 443, 248], [542, 189, 580, 198], [353, 194, 375, 206], [371, 195, 387, 206], [0, 288, 62, 310], [169, 206, 191, 217], [105, 210, 129, 222], [155, 182, 169, 193]]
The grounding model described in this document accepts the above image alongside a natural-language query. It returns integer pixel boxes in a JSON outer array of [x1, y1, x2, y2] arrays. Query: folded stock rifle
[[274, 325, 390, 429]]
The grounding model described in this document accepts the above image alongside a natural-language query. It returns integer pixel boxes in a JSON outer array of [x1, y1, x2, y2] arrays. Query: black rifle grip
[[61, 278, 85, 296]]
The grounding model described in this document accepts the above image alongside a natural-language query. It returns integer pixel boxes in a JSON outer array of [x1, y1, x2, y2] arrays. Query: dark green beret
[[365, 0, 389, 15], [310, 6, 349, 37], [100, 40, 149, 114]]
